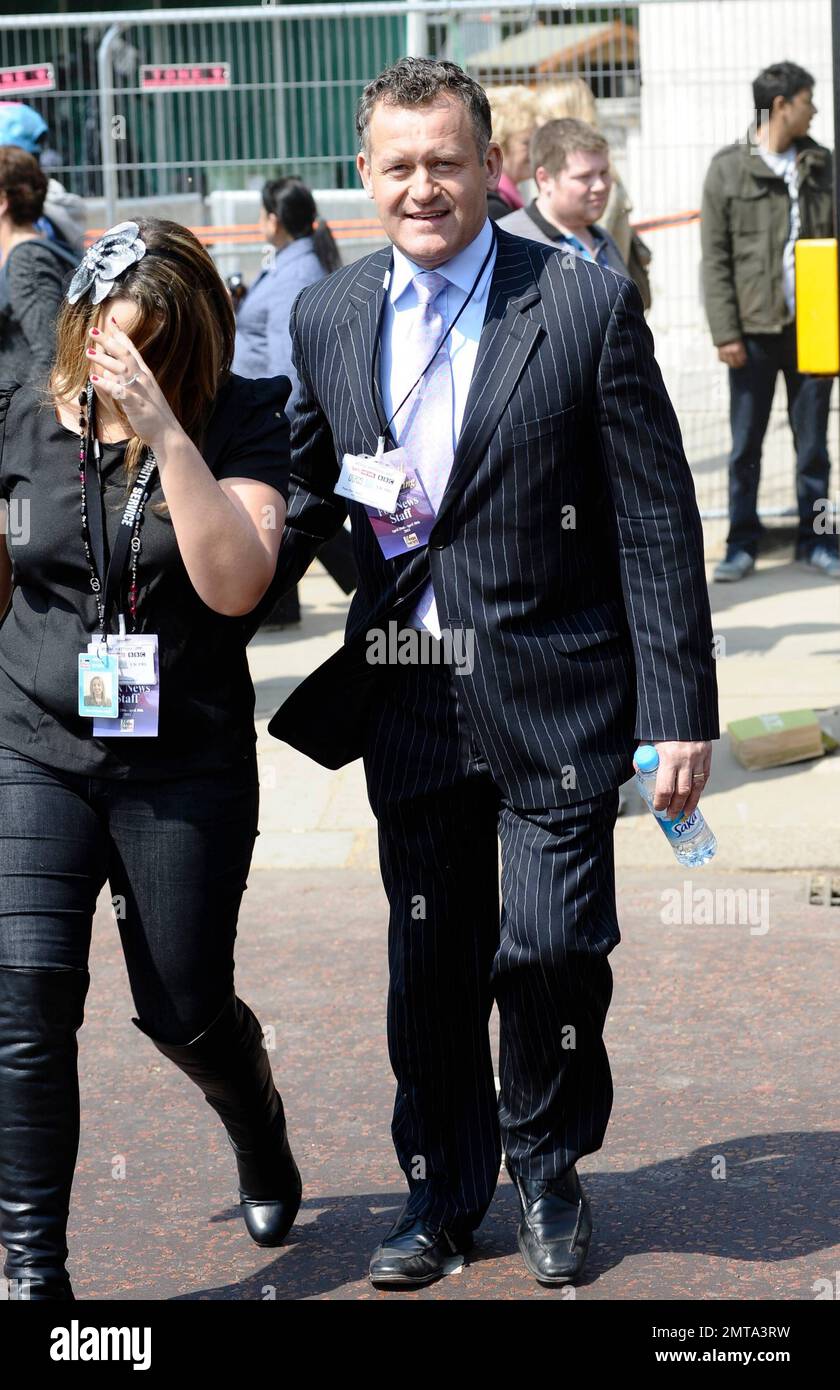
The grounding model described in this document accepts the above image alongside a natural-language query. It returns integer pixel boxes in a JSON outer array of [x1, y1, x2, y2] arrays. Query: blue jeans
[[727, 325, 836, 560], [0, 744, 260, 1044]]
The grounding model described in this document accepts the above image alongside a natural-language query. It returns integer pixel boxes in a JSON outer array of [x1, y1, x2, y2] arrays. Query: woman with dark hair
[[0, 217, 301, 1300], [233, 175, 340, 409], [0, 103, 86, 255], [0, 146, 78, 382], [234, 178, 355, 626]]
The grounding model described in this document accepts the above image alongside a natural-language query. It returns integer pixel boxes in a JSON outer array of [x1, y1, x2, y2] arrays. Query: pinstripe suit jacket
[[263, 225, 719, 807]]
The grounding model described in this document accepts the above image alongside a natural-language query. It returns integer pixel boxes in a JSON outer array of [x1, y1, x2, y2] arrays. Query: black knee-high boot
[[131, 993, 301, 1247], [0, 964, 90, 1301]]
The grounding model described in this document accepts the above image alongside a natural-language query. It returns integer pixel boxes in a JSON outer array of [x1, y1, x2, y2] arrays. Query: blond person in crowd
[[485, 84, 541, 220]]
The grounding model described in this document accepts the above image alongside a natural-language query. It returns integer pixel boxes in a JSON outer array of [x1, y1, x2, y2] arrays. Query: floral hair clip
[[66, 221, 147, 306]]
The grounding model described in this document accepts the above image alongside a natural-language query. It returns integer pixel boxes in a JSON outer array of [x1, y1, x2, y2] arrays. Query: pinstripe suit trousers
[[363, 646, 620, 1232]]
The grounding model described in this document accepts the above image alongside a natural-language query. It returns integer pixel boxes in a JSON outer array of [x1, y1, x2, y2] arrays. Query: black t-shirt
[[0, 372, 290, 779]]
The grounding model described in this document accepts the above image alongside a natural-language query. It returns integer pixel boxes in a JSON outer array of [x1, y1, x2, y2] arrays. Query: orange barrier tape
[[84, 219, 383, 245], [633, 210, 700, 233], [84, 210, 700, 248]]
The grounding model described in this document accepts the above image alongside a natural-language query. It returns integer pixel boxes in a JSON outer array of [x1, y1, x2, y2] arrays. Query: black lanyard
[[82, 395, 157, 636], [372, 222, 498, 441]]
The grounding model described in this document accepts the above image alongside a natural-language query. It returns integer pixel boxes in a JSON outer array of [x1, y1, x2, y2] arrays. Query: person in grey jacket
[[0, 146, 77, 384], [499, 119, 629, 279], [233, 178, 355, 623], [232, 177, 341, 412]]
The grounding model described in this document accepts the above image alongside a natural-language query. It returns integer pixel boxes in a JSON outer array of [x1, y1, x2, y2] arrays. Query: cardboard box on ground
[[727, 708, 840, 770]]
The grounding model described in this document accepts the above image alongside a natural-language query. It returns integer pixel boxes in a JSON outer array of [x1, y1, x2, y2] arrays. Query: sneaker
[[798, 544, 840, 579], [713, 550, 755, 582]]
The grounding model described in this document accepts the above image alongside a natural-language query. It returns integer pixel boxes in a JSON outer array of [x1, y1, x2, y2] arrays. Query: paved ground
[[65, 534, 838, 1300], [72, 865, 838, 1300]]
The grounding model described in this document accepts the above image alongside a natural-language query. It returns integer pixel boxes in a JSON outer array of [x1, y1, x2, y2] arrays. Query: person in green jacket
[[701, 60, 839, 581]]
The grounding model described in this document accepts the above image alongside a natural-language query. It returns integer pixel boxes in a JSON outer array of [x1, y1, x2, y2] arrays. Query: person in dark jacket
[[701, 61, 839, 580], [0, 146, 77, 383]]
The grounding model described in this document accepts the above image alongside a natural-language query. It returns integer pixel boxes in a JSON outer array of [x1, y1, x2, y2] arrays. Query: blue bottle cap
[[634, 743, 660, 772]]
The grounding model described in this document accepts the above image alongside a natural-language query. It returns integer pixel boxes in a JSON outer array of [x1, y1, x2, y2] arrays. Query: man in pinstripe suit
[[263, 58, 719, 1289]]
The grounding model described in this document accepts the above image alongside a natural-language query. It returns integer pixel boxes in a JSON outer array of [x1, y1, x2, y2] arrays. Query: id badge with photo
[[78, 650, 120, 719], [88, 633, 160, 738]]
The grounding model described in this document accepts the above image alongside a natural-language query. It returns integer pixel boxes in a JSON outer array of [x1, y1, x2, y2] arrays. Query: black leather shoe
[[132, 993, 301, 1248], [0, 965, 90, 1302], [509, 1165, 592, 1286], [369, 1207, 473, 1288]]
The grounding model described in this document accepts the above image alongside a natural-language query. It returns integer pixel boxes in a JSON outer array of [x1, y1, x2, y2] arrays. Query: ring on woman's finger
[[123, 372, 141, 386]]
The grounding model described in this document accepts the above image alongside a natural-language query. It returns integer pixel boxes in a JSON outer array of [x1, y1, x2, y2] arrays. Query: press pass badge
[[87, 622, 160, 737], [334, 437, 406, 511], [366, 468, 436, 558], [105, 634, 157, 684]]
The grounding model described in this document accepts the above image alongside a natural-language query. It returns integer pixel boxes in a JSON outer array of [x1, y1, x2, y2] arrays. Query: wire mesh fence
[[1, 0, 837, 538]]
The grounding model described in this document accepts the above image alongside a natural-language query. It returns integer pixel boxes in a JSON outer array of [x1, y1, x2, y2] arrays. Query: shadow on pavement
[[162, 1129, 838, 1299]]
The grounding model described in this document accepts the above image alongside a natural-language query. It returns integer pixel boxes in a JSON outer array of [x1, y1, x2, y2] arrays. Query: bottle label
[[659, 807, 704, 842]]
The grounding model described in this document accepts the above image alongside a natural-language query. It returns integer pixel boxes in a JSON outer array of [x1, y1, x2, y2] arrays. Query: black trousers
[[363, 652, 620, 1232], [0, 743, 259, 1043]]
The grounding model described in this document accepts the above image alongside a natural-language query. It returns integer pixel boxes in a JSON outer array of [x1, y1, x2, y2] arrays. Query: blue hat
[[0, 102, 49, 155]]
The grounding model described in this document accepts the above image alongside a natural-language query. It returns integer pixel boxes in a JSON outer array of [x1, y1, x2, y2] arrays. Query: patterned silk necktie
[[393, 270, 455, 634], [393, 269, 455, 513]]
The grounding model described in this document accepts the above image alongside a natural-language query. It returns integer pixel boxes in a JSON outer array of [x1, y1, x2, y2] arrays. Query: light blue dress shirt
[[379, 217, 497, 636]]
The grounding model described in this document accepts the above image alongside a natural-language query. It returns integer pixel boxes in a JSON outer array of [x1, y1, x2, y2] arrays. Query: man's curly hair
[[355, 57, 492, 160]]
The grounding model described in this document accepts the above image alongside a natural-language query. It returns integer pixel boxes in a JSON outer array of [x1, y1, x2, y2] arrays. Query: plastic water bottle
[[633, 744, 717, 865]]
